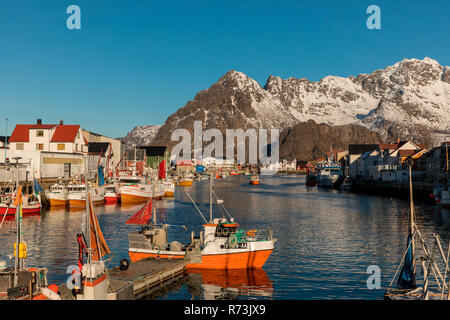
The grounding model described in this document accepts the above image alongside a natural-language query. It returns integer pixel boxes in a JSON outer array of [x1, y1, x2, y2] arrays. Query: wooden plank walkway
[[58, 258, 189, 300], [108, 258, 188, 299]]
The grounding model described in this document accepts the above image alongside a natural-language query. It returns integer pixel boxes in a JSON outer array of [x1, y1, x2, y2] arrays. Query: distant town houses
[[0, 119, 124, 182], [345, 140, 449, 190]]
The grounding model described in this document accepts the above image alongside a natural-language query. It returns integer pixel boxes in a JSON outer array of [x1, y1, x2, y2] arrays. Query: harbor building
[[82, 129, 125, 171]]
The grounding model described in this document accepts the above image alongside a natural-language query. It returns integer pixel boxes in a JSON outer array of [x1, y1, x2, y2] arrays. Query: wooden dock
[[58, 258, 188, 300]]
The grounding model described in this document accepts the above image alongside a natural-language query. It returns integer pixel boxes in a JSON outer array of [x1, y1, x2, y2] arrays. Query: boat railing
[[232, 227, 273, 243]]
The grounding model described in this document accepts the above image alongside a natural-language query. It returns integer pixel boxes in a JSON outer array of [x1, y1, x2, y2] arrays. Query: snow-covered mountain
[[120, 125, 162, 146], [125, 57, 449, 157]]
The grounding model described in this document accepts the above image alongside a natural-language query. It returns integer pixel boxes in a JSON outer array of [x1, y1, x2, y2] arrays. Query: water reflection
[[187, 269, 273, 300]]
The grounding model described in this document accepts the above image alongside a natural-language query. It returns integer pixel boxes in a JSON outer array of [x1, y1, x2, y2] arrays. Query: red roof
[[9, 125, 32, 142], [398, 150, 417, 157], [29, 124, 57, 130], [10, 124, 58, 142], [379, 143, 399, 150], [50, 125, 80, 142]]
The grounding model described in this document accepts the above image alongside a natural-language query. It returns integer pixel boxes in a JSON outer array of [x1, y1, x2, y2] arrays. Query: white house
[[9, 119, 88, 154]]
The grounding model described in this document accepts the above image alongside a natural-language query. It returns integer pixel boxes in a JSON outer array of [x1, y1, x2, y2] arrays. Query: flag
[[33, 178, 43, 195], [98, 165, 105, 186], [13, 186, 23, 207], [158, 160, 166, 179], [397, 235, 416, 289], [126, 198, 153, 225]]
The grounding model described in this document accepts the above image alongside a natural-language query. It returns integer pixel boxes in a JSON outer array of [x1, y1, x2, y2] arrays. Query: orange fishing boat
[[128, 176, 276, 269], [249, 174, 260, 185]]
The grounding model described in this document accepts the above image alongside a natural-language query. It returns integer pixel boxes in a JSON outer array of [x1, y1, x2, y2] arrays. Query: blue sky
[[0, 0, 449, 138]]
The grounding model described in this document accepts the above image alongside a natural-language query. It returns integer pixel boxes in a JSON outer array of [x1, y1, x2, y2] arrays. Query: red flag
[[126, 198, 153, 225], [158, 160, 166, 179]]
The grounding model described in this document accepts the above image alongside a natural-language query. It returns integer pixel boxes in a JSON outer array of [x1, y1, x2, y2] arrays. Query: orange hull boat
[[120, 193, 150, 204], [49, 199, 67, 207], [178, 180, 193, 187]]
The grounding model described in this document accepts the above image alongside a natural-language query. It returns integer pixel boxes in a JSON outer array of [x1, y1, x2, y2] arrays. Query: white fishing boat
[[316, 162, 343, 188], [162, 179, 175, 197], [68, 184, 105, 208], [46, 183, 68, 207], [433, 185, 450, 208]]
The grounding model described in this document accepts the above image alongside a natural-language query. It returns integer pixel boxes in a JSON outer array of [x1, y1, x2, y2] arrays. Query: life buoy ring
[[246, 230, 256, 238]]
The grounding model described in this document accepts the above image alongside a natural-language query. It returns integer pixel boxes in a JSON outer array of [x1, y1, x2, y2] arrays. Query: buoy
[[41, 287, 62, 300], [48, 284, 59, 293], [119, 259, 130, 271]]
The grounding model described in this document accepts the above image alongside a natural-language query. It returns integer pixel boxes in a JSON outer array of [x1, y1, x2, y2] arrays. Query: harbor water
[[0, 175, 448, 300]]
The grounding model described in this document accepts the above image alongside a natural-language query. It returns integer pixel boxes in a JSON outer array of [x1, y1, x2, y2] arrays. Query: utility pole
[[13, 156, 22, 286]]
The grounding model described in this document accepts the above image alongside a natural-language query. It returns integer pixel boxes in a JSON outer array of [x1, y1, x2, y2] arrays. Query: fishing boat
[[68, 184, 105, 207], [384, 160, 450, 300], [72, 184, 134, 300], [46, 183, 68, 207], [433, 185, 450, 208], [157, 158, 175, 197], [128, 176, 276, 269], [179, 176, 194, 187], [249, 174, 260, 185], [0, 163, 58, 300], [316, 162, 343, 188], [104, 184, 120, 204], [0, 193, 41, 217], [162, 179, 175, 197]]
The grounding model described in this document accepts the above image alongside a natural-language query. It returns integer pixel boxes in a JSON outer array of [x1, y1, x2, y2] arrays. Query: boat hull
[[104, 196, 119, 204], [187, 249, 273, 269], [179, 180, 193, 187], [120, 193, 150, 204], [48, 198, 68, 207], [164, 191, 175, 197], [0, 205, 41, 216], [128, 248, 273, 269]]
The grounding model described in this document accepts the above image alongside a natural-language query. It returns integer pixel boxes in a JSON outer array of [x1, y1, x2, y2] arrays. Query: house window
[[57, 144, 65, 151], [36, 143, 44, 150], [16, 143, 24, 150], [36, 130, 44, 137]]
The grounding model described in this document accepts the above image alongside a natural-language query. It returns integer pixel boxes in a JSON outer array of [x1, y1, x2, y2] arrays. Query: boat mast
[[152, 184, 156, 225], [209, 171, 213, 223], [13, 156, 22, 286], [408, 159, 416, 274], [84, 156, 91, 266], [4, 118, 7, 162]]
